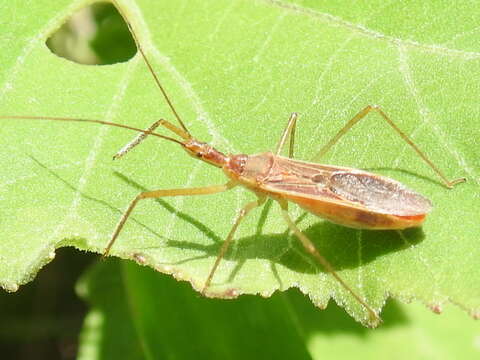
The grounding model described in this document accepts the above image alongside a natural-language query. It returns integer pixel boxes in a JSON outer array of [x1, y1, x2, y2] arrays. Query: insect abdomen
[[285, 194, 427, 230]]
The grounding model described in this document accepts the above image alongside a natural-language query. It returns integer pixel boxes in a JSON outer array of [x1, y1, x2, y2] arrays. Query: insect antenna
[[0, 115, 184, 146], [112, 0, 191, 137]]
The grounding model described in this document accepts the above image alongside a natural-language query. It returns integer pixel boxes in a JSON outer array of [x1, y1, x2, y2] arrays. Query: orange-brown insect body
[[183, 139, 432, 229], [222, 152, 431, 230]]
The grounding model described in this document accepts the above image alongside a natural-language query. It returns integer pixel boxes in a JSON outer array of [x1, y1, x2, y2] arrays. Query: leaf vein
[[0, 0, 86, 101], [50, 56, 140, 240], [397, 43, 479, 184], [264, 0, 480, 60]]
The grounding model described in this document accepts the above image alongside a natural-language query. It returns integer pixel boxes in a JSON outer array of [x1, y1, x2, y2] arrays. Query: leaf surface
[[0, 0, 479, 326]]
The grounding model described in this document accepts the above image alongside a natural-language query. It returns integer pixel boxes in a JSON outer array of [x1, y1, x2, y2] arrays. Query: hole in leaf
[[46, 1, 137, 65]]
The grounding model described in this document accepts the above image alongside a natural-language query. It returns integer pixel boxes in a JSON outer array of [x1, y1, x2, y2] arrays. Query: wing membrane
[[259, 155, 432, 216]]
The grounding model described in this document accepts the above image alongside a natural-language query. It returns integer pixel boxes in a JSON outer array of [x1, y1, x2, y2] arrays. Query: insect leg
[[103, 181, 237, 257], [113, 120, 163, 159], [202, 196, 267, 294], [275, 112, 298, 158], [113, 118, 190, 159], [312, 105, 465, 188], [277, 199, 381, 325]]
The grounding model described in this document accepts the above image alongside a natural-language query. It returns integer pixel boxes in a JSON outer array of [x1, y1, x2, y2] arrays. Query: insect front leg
[[103, 181, 237, 257], [113, 118, 191, 159], [113, 119, 163, 159], [275, 112, 298, 158], [277, 199, 381, 325], [202, 196, 267, 294], [312, 105, 465, 188]]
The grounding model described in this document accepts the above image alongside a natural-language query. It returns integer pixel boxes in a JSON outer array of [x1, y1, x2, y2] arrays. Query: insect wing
[[260, 155, 432, 217]]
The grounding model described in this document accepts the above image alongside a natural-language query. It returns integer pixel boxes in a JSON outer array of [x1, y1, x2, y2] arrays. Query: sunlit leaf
[[0, 0, 478, 326]]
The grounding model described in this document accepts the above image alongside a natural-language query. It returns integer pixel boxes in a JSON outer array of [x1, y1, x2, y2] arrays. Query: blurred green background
[[46, 2, 136, 65]]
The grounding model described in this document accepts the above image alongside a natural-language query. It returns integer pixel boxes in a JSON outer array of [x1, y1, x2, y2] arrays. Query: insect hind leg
[[277, 199, 381, 326], [312, 105, 465, 188]]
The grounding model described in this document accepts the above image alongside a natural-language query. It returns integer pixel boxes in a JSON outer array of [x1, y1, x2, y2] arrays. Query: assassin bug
[[0, 1, 466, 324]]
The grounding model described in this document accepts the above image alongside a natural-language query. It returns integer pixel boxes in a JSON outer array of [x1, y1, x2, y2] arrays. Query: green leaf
[[77, 259, 480, 360], [0, 0, 478, 326]]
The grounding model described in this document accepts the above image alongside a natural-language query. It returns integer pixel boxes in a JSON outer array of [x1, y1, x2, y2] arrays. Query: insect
[[1, 1, 466, 324]]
